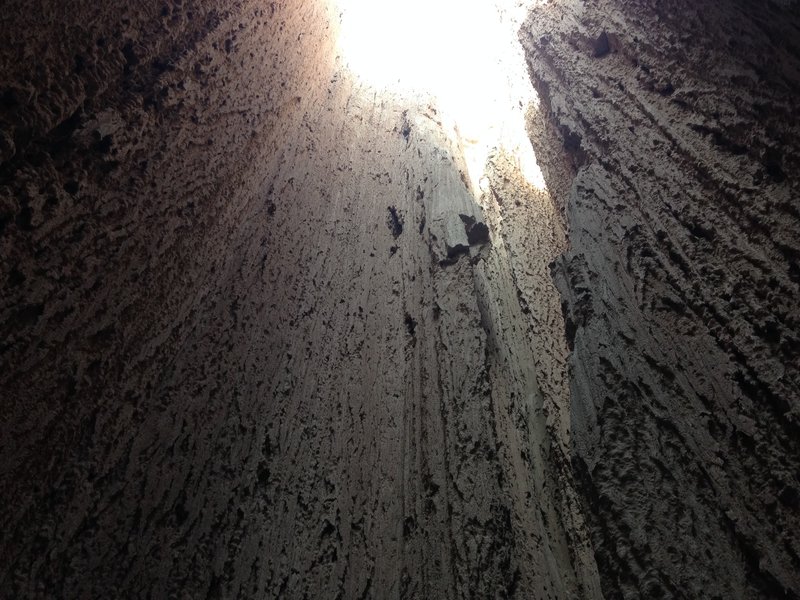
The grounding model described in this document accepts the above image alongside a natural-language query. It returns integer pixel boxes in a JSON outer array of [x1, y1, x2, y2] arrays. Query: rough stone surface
[[0, 1, 594, 597], [522, 0, 800, 598], [1, 0, 798, 598]]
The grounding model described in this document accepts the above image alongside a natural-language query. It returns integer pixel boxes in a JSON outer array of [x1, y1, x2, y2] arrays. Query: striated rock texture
[[0, 0, 797, 598], [522, 0, 800, 598], [0, 1, 346, 596], [0, 0, 596, 597]]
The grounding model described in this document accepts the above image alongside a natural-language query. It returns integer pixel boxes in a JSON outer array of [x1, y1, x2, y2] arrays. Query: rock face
[[0, 1, 591, 597], [0, 0, 797, 599], [521, 0, 800, 598]]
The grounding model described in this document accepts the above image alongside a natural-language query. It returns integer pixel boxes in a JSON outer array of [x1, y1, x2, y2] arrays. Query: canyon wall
[[521, 0, 800, 597], [0, 0, 344, 596], [0, 0, 798, 598], [0, 0, 594, 597]]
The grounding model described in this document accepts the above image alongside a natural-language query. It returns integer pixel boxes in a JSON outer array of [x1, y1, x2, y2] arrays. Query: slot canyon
[[1, 0, 798, 598]]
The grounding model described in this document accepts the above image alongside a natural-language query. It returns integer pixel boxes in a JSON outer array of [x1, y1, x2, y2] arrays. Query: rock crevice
[[1, 0, 798, 598]]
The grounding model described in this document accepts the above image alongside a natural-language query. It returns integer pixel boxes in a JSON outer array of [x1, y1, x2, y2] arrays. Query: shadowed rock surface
[[522, 0, 800, 597], [0, 0, 798, 598]]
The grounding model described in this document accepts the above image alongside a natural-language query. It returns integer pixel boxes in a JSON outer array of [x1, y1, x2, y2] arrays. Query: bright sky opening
[[331, 0, 548, 191]]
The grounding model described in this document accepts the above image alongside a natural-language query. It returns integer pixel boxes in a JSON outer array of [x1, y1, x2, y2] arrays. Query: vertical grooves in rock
[[2, 0, 798, 597], [521, 0, 800, 597]]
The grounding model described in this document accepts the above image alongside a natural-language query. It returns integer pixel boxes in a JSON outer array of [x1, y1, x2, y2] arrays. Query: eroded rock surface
[[1, 0, 798, 598], [522, 0, 800, 597], [0, 0, 593, 597]]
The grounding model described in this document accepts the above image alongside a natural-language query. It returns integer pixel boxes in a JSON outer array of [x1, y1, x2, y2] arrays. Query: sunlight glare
[[332, 0, 547, 191]]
